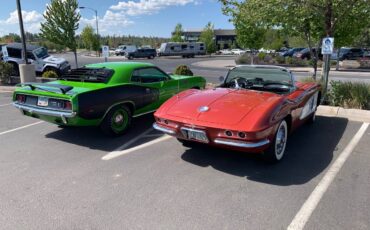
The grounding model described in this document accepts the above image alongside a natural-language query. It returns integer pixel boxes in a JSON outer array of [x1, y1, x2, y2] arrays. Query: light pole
[[16, 0, 28, 64], [79, 6, 99, 56]]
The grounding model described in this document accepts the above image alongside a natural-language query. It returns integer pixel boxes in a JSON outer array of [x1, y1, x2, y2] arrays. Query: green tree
[[220, 0, 370, 78], [199, 22, 217, 54], [171, 23, 184, 42], [40, 0, 81, 67], [80, 25, 100, 54]]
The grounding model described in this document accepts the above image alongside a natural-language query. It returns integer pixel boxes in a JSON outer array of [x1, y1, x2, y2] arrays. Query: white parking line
[[287, 122, 369, 230], [0, 103, 11, 107], [102, 135, 172, 160], [0, 121, 44, 136]]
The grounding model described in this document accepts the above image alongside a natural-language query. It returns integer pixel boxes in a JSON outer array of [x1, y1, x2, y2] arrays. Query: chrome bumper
[[214, 138, 270, 148], [13, 103, 76, 123], [153, 123, 176, 135]]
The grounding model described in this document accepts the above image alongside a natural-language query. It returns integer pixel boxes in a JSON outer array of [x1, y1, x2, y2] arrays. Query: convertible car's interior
[[222, 66, 295, 94]]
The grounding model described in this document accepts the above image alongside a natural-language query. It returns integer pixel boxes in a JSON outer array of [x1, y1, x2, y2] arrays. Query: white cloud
[[79, 10, 134, 35], [0, 10, 44, 35], [110, 0, 196, 16]]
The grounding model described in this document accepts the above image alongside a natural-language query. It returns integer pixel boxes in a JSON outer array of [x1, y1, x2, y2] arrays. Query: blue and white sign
[[102, 45, 109, 58], [322, 37, 334, 55]]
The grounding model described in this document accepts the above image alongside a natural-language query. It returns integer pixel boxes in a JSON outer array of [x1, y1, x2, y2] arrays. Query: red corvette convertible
[[153, 65, 321, 162]]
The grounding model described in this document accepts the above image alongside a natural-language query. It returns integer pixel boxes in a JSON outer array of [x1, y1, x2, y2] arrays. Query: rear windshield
[[59, 67, 114, 83]]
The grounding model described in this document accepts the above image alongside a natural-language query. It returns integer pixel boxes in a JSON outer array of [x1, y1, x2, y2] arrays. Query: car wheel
[[307, 112, 316, 124], [100, 105, 132, 136], [264, 120, 288, 162]]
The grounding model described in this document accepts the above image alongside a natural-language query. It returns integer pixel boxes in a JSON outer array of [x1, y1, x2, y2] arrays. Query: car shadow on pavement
[[44, 114, 158, 152], [181, 116, 349, 186]]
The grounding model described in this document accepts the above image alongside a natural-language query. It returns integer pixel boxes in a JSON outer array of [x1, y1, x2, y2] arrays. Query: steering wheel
[[228, 77, 250, 89]]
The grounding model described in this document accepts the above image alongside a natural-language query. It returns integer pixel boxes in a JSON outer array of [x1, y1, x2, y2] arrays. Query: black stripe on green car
[[12, 62, 206, 135]]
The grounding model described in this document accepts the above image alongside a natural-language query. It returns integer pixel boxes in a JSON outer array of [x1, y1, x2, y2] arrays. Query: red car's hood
[[166, 88, 282, 125]]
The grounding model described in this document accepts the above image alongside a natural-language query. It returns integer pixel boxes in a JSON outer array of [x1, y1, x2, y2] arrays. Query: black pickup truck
[[125, 48, 157, 60]]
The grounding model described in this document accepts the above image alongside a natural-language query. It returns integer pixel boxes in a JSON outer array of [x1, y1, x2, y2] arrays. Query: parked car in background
[[158, 42, 206, 58], [125, 48, 157, 60], [294, 48, 323, 60], [338, 48, 364, 61], [231, 49, 246, 55], [4, 43, 70, 76], [12, 62, 206, 136], [153, 65, 321, 162], [282, 47, 305, 57], [0, 43, 6, 60], [217, 49, 233, 55], [115, 45, 137, 56]]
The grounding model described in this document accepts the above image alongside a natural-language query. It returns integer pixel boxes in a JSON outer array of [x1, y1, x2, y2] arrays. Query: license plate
[[37, 97, 49, 107], [181, 128, 209, 143]]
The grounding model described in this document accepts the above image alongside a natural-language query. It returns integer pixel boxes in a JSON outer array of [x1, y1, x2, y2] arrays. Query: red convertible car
[[153, 65, 321, 162]]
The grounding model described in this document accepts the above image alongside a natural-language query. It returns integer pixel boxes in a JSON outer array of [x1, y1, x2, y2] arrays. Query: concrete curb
[[317, 105, 370, 123]]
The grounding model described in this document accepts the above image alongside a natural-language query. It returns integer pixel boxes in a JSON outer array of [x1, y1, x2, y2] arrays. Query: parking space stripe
[[102, 135, 172, 160], [0, 121, 44, 136], [0, 103, 11, 107], [287, 122, 369, 230]]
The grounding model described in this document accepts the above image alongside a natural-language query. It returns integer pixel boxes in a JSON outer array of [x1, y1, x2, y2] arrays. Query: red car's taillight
[[16, 94, 26, 103]]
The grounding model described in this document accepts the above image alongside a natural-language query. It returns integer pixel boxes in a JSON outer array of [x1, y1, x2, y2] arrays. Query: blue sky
[[0, 0, 233, 37]]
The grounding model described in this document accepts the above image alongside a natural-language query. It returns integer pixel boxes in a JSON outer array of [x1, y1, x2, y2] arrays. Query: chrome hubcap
[[114, 114, 124, 123]]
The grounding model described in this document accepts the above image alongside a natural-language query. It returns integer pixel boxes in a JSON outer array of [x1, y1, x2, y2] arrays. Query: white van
[[114, 45, 137, 56], [4, 43, 70, 76], [158, 42, 206, 58]]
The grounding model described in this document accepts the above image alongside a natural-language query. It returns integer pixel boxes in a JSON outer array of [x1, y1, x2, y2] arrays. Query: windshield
[[34, 47, 49, 59], [224, 66, 293, 94]]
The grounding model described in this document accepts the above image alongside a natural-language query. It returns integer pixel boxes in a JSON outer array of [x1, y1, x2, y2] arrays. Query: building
[[179, 29, 237, 50]]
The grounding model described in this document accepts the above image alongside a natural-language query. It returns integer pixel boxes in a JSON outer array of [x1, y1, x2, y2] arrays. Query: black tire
[[263, 120, 288, 162], [100, 105, 132, 136], [307, 112, 316, 124]]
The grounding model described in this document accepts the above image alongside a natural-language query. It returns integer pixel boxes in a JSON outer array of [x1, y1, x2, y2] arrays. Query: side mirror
[[219, 76, 225, 82]]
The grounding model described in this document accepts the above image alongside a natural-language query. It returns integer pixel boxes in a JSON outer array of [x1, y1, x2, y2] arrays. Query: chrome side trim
[[153, 123, 176, 135], [13, 103, 76, 118], [133, 110, 156, 118], [214, 138, 270, 148]]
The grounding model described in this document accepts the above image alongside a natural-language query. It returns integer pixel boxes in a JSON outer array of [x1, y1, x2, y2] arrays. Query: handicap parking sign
[[322, 37, 334, 55], [102, 45, 109, 58]]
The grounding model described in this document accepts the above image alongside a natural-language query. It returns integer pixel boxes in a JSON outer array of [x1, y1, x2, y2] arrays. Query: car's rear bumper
[[13, 102, 76, 124], [153, 123, 271, 152]]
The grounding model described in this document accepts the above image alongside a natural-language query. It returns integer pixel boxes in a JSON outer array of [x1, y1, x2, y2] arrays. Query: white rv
[[158, 42, 206, 58]]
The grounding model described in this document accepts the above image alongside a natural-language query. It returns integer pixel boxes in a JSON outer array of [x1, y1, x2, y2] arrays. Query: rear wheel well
[[284, 114, 293, 133]]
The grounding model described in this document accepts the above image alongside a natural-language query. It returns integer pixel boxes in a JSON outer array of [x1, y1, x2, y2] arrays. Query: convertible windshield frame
[[224, 65, 295, 93]]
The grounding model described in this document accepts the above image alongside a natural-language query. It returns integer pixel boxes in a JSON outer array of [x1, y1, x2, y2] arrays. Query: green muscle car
[[12, 62, 206, 135]]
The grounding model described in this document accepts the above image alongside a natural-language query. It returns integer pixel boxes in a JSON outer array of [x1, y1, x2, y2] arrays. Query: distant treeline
[[0, 32, 170, 52]]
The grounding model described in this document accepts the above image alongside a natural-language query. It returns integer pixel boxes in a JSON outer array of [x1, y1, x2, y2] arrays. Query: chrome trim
[[153, 123, 176, 135], [214, 138, 270, 148], [133, 110, 156, 118], [13, 102, 76, 118]]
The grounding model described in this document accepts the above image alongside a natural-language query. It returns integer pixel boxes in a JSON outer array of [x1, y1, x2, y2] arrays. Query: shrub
[[42, 70, 59, 78], [274, 55, 285, 64], [174, 65, 193, 76], [235, 53, 252, 64], [327, 81, 370, 110], [257, 52, 267, 61], [0, 62, 13, 84]]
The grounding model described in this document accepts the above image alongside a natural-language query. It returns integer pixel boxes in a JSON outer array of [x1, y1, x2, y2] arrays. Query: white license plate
[[37, 97, 49, 107], [182, 129, 209, 143]]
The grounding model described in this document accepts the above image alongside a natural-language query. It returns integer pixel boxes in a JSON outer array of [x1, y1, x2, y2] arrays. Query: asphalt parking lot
[[1, 89, 369, 230]]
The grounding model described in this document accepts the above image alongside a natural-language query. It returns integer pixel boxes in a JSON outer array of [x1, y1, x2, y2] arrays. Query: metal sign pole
[[16, 0, 28, 64]]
